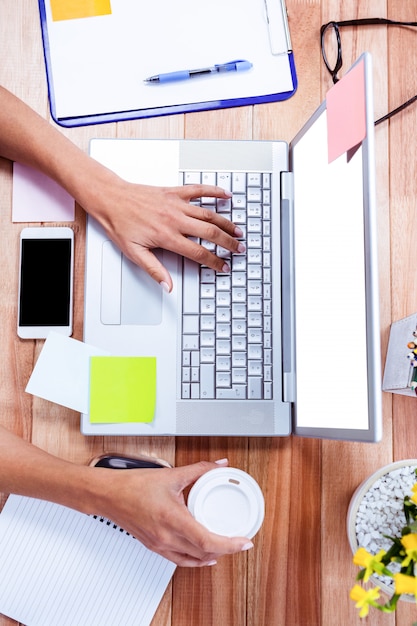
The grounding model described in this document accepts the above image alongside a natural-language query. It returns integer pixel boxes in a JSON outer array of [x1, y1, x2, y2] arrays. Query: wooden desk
[[0, 1, 416, 624]]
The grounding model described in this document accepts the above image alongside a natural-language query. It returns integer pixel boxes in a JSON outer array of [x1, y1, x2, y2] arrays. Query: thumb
[[174, 459, 229, 492], [131, 247, 173, 293]]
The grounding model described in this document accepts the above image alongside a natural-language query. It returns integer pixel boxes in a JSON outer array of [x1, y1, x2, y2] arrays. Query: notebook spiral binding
[[92, 514, 132, 536]]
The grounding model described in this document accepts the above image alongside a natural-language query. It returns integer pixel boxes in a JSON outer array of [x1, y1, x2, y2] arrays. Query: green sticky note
[[89, 357, 156, 423]]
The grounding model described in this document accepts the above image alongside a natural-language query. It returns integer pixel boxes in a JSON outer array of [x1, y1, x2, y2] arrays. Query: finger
[[125, 245, 173, 292], [140, 512, 253, 565], [183, 203, 241, 235], [143, 502, 252, 563], [172, 460, 228, 492], [166, 236, 231, 273], [182, 206, 245, 249], [155, 548, 218, 567], [173, 508, 253, 556], [176, 184, 232, 201], [174, 225, 245, 273]]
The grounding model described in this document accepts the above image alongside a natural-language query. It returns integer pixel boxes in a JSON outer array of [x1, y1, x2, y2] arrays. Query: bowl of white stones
[[347, 459, 417, 601]]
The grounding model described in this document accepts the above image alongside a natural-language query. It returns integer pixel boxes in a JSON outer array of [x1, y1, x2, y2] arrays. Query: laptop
[[82, 53, 381, 441]]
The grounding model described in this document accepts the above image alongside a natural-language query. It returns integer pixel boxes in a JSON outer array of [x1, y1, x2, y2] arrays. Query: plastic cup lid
[[187, 467, 265, 539]]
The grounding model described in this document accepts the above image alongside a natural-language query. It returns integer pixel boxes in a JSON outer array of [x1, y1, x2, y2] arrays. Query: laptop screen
[[290, 54, 382, 441]]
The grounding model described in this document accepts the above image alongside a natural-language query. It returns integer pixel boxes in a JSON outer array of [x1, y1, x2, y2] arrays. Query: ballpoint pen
[[144, 59, 253, 84]]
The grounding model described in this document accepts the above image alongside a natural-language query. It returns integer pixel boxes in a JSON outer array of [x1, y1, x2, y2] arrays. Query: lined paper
[[0, 495, 175, 626]]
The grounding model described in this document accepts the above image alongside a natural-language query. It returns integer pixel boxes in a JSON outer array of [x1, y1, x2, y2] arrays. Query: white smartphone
[[17, 227, 74, 339]]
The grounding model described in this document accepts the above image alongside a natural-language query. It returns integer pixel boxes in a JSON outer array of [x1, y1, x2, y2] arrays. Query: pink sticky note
[[12, 162, 75, 222], [326, 59, 367, 163]]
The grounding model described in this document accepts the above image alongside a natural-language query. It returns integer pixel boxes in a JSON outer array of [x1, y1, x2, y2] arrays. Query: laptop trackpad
[[101, 240, 162, 325]]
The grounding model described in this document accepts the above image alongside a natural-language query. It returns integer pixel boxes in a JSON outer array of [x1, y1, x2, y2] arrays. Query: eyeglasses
[[320, 18, 417, 125]]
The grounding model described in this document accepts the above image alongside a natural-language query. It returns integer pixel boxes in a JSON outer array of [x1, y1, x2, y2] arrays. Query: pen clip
[[215, 60, 253, 72]]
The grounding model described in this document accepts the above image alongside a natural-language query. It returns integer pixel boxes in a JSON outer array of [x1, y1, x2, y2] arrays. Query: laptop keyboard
[[179, 170, 272, 401]]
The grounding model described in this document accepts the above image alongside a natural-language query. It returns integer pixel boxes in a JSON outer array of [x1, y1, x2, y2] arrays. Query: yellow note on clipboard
[[50, 0, 112, 21]]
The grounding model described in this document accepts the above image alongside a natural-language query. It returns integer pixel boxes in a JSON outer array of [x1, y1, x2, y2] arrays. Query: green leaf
[[382, 537, 403, 564], [404, 496, 417, 524], [400, 561, 415, 576], [380, 593, 401, 613]]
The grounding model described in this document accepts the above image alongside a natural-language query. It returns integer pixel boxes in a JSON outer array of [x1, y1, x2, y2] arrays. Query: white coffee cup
[[187, 467, 265, 538]]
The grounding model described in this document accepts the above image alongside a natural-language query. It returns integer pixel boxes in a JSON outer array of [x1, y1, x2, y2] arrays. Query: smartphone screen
[[18, 228, 74, 338]]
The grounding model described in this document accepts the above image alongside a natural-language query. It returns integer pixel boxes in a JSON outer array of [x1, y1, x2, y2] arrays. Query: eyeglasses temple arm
[[375, 94, 417, 126], [331, 18, 417, 28]]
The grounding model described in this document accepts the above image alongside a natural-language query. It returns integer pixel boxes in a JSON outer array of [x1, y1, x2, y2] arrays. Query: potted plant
[[347, 459, 417, 618]]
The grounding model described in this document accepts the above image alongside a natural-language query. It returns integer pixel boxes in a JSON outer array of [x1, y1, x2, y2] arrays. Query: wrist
[[69, 159, 125, 221]]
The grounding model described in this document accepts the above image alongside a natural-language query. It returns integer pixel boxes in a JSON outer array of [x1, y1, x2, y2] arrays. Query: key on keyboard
[[180, 170, 272, 401]]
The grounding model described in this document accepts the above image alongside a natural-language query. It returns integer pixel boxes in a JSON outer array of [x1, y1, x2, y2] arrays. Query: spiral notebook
[[0, 495, 176, 626]]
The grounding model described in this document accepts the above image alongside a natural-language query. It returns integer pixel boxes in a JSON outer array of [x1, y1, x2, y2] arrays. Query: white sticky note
[[12, 163, 75, 222], [26, 332, 110, 413]]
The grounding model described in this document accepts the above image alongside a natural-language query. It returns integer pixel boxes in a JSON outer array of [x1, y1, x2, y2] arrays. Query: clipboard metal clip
[[263, 0, 292, 55]]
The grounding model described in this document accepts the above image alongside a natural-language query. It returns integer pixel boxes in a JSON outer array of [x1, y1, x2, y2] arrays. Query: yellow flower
[[353, 547, 387, 582], [401, 533, 417, 567], [394, 573, 417, 598], [410, 483, 417, 504], [350, 584, 381, 618]]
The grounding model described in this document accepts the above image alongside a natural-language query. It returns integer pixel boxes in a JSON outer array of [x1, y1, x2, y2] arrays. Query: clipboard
[[38, 0, 297, 127]]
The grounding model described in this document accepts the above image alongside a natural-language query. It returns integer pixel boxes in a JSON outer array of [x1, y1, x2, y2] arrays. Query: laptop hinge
[[280, 171, 296, 403]]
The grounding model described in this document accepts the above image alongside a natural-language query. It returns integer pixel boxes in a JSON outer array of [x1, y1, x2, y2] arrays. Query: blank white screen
[[292, 111, 369, 430]]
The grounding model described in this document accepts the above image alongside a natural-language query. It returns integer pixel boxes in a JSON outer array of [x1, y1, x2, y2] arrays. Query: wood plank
[[185, 108, 252, 140], [174, 437, 249, 626], [320, 2, 395, 625], [387, 0, 417, 624], [254, 0, 322, 142]]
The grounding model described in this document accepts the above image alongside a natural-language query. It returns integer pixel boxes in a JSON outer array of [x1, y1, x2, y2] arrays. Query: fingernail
[[241, 542, 254, 552], [214, 458, 228, 466], [222, 263, 230, 273], [205, 560, 218, 566], [159, 281, 170, 293], [234, 226, 243, 237], [223, 190, 232, 197], [237, 242, 246, 253]]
